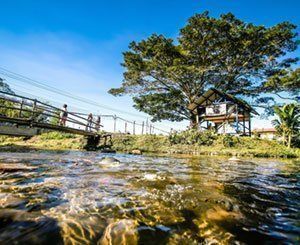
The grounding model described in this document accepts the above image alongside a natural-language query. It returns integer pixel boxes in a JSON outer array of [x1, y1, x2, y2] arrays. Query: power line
[[0, 67, 173, 133], [0, 66, 173, 131], [0, 67, 148, 119]]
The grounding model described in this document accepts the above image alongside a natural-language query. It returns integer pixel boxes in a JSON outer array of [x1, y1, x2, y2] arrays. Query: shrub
[[169, 129, 216, 146], [221, 134, 240, 148], [38, 132, 76, 140]]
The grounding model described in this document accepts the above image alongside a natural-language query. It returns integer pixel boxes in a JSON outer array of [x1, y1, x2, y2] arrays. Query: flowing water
[[0, 152, 299, 244]]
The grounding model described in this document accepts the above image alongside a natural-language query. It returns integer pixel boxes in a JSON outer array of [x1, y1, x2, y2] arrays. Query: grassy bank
[[0, 132, 85, 152], [0, 132, 299, 158], [112, 134, 300, 159]]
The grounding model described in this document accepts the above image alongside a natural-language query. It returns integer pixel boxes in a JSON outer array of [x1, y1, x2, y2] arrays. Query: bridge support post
[[84, 135, 101, 151]]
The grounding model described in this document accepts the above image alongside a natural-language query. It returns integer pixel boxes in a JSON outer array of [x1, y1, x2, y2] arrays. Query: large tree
[[109, 12, 298, 126]]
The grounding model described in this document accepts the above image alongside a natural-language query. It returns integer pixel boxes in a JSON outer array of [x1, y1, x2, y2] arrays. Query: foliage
[[0, 133, 299, 158], [169, 129, 216, 145], [264, 68, 300, 101], [272, 103, 300, 148], [221, 134, 240, 148], [49, 109, 60, 125], [0, 78, 14, 94], [38, 132, 77, 140], [112, 133, 300, 158], [0, 80, 48, 122], [112, 134, 169, 152], [109, 12, 298, 125]]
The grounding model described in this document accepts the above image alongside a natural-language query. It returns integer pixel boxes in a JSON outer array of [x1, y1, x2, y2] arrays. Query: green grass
[[0, 133, 84, 152], [0, 132, 299, 158], [112, 134, 300, 159]]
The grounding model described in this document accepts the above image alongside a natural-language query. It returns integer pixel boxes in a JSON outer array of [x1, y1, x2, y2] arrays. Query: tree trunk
[[287, 134, 292, 148], [189, 112, 198, 129]]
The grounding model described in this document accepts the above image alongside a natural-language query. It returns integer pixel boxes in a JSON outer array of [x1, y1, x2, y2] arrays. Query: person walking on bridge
[[59, 104, 68, 126], [95, 116, 101, 132], [86, 113, 93, 131]]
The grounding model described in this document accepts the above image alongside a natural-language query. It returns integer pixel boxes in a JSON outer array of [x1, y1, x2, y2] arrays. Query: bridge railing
[[0, 90, 101, 133], [0, 90, 170, 135]]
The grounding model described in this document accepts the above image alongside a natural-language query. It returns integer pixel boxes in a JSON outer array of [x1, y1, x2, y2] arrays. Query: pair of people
[[86, 113, 101, 132], [58, 104, 101, 131]]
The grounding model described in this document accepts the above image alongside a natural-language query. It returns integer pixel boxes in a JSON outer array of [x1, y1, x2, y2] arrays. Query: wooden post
[[248, 114, 252, 137], [141, 121, 144, 135], [149, 124, 152, 135], [125, 122, 127, 133], [31, 99, 37, 120], [133, 121, 136, 135], [146, 118, 149, 134], [113, 115, 117, 132], [19, 99, 24, 118], [195, 108, 199, 130], [242, 111, 246, 135], [235, 104, 239, 134]]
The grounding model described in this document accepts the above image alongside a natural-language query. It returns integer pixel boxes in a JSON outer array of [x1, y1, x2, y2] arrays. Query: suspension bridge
[[0, 89, 170, 149]]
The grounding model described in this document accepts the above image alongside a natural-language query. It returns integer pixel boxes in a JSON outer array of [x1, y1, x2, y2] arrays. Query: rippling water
[[0, 152, 299, 244]]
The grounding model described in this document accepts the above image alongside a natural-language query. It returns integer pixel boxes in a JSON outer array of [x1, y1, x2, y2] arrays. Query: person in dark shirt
[[86, 113, 93, 131], [59, 104, 68, 126]]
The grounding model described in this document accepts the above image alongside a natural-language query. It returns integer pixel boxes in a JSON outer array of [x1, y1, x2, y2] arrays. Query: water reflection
[[0, 152, 299, 244]]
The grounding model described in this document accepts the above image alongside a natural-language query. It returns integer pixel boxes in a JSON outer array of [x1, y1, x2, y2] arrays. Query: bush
[[169, 129, 216, 146], [38, 132, 76, 140], [221, 134, 240, 147]]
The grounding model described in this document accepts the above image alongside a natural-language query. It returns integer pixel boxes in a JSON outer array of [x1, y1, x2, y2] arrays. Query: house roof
[[253, 128, 277, 133], [189, 88, 259, 115]]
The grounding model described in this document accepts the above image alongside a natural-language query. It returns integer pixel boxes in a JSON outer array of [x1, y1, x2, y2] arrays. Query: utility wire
[[5, 78, 170, 133], [0, 67, 148, 119], [0, 67, 173, 132]]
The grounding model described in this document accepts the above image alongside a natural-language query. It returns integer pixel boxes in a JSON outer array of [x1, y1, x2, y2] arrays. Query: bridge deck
[[0, 115, 99, 137]]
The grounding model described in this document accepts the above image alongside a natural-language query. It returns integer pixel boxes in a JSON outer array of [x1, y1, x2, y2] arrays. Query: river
[[0, 152, 299, 244]]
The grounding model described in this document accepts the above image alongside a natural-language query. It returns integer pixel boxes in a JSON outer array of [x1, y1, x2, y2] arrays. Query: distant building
[[189, 88, 259, 136], [252, 128, 278, 140]]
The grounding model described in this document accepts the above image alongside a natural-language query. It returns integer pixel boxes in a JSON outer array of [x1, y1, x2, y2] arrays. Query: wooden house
[[188, 88, 258, 136], [252, 128, 278, 140]]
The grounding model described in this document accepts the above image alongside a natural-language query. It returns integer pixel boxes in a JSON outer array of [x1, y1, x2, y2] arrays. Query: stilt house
[[188, 88, 258, 136]]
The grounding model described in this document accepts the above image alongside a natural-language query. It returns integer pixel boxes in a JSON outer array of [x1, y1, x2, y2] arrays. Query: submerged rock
[[0, 194, 27, 209], [0, 209, 63, 244], [131, 149, 142, 155], [228, 156, 241, 162], [0, 163, 37, 173], [99, 219, 138, 245], [100, 148, 116, 153], [98, 157, 120, 165]]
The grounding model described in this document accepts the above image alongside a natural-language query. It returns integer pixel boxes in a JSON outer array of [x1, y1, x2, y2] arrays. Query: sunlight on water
[[0, 152, 299, 244]]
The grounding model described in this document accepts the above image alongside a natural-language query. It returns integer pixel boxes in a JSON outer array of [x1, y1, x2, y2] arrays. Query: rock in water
[[143, 174, 158, 181], [228, 156, 241, 162], [99, 157, 120, 165], [131, 149, 142, 155], [0, 163, 37, 173], [99, 219, 138, 245]]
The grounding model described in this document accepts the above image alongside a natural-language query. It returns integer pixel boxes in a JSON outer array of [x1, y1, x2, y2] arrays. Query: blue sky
[[0, 0, 299, 131]]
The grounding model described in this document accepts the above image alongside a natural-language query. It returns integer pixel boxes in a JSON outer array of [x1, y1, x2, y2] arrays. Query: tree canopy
[[263, 68, 300, 100], [109, 12, 298, 125]]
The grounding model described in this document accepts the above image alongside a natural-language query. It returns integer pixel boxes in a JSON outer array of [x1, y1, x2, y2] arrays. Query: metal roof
[[189, 88, 259, 115]]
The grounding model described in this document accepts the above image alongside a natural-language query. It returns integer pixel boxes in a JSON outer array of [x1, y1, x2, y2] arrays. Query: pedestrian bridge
[[0, 91, 112, 149]]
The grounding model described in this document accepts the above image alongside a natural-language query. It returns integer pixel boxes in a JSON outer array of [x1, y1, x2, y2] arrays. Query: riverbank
[[0, 132, 299, 158]]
